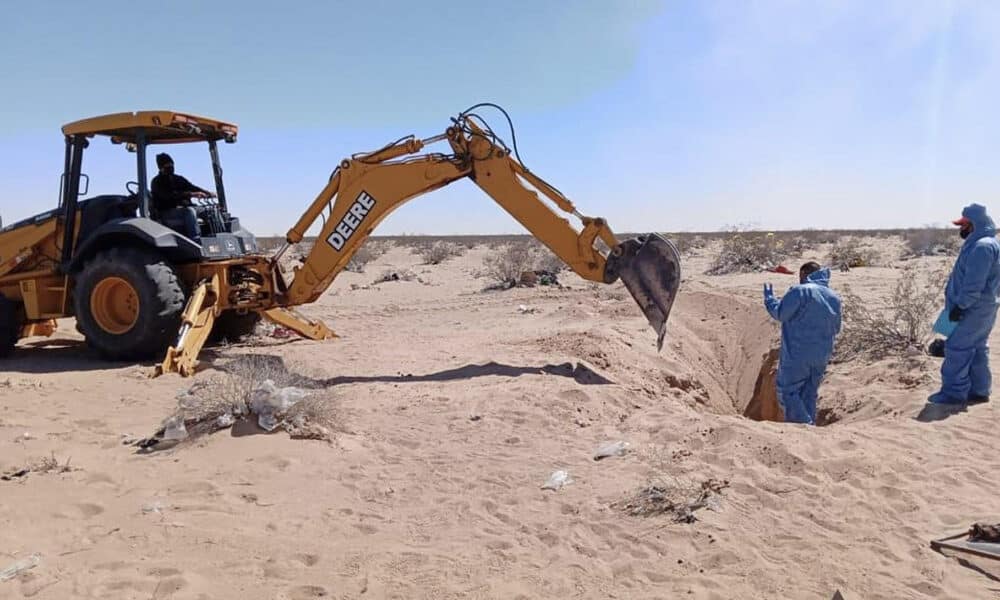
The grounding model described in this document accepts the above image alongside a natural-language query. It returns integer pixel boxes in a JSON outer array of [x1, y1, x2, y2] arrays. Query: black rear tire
[[73, 247, 185, 361], [208, 310, 262, 345], [0, 295, 20, 358]]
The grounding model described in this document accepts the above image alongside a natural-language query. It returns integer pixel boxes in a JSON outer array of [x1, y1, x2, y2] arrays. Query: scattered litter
[[249, 379, 308, 431], [469, 414, 482, 422], [593, 441, 630, 461], [215, 413, 236, 428], [0, 553, 41, 582], [162, 415, 188, 441], [141, 501, 164, 515], [120, 433, 137, 445], [542, 470, 572, 491], [615, 478, 730, 521], [1, 453, 74, 482], [0, 468, 29, 481], [517, 304, 538, 314]]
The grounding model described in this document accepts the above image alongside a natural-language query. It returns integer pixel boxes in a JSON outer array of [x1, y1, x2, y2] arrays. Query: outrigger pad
[[605, 233, 682, 351]]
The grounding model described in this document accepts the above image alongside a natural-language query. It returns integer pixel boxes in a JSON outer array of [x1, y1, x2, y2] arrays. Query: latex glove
[[763, 283, 774, 302]]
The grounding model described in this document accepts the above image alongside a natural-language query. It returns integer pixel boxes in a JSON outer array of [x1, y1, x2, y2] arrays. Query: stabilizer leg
[[154, 275, 220, 377]]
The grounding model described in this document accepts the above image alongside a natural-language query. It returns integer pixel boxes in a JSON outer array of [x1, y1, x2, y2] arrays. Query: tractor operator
[[150, 152, 214, 244]]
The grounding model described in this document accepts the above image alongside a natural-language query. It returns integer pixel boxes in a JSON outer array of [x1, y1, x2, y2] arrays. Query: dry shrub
[[787, 236, 817, 255], [528, 240, 566, 273], [706, 230, 788, 275], [827, 237, 880, 270], [345, 239, 393, 273], [373, 269, 418, 283], [1, 452, 75, 481], [833, 265, 947, 362], [482, 242, 534, 286], [613, 444, 728, 522], [142, 355, 340, 447], [480, 241, 564, 288], [615, 477, 730, 522], [672, 234, 708, 256], [902, 227, 961, 258], [418, 241, 465, 265], [802, 229, 841, 245]]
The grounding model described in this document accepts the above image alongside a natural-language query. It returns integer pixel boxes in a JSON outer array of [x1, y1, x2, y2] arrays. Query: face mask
[[960, 225, 972, 239]]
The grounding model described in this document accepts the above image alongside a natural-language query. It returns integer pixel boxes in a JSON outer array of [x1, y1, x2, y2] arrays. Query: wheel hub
[[90, 276, 140, 335]]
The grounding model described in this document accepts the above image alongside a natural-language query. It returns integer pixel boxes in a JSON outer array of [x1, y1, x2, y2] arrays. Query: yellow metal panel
[[60, 110, 238, 143], [19, 280, 40, 319]]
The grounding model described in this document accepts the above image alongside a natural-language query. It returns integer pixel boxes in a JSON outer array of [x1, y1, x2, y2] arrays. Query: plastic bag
[[541, 470, 571, 490], [0, 553, 41, 582]]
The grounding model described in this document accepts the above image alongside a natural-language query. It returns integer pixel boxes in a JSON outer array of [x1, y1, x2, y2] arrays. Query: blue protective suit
[[764, 267, 842, 424], [932, 203, 1000, 404]]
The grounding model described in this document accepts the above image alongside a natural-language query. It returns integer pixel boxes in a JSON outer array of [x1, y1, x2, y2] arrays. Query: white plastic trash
[[593, 441, 630, 460], [541, 470, 572, 490], [162, 416, 188, 441], [0, 553, 41, 581]]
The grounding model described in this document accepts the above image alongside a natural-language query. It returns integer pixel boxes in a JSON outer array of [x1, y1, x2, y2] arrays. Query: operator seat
[[149, 194, 204, 243]]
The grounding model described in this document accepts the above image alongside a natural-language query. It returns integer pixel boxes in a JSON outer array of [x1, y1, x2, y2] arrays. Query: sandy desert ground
[[1, 235, 998, 599]]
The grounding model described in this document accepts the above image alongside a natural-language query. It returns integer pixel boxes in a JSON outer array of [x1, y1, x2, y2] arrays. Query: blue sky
[[2, 0, 999, 236]]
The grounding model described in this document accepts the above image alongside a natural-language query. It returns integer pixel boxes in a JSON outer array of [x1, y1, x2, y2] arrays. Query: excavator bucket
[[605, 233, 682, 351]]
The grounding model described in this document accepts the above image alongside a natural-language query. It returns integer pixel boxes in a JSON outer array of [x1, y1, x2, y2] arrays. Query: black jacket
[[151, 173, 207, 212]]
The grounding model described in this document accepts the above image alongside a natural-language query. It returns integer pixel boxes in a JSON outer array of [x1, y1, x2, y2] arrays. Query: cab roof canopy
[[61, 110, 238, 145]]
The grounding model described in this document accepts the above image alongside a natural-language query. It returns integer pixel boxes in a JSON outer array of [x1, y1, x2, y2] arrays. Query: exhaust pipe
[[604, 233, 682, 351]]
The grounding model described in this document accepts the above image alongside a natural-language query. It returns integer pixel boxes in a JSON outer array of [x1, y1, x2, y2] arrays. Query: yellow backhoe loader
[[0, 103, 681, 376]]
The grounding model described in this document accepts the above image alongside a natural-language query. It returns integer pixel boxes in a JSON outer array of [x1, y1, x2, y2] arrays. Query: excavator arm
[[273, 105, 682, 349], [155, 105, 681, 377]]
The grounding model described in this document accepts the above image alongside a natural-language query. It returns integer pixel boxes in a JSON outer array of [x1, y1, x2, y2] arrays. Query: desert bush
[[418, 241, 465, 265], [827, 237, 880, 270], [833, 265, 947, 362], [482, 241, 536, 287], [672, 234, 708, 256], [793, 229, 841, 245], [786, 236, 817, 255], [345, 239, 393, 273], [901, 227, 961, 258], [529, 240, 566, 273], [479, 241, 565, 288], [143, 355, 340, 446], [706, 230, 788, 275]]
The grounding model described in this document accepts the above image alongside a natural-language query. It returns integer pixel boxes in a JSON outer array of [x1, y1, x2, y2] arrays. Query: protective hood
[[805, 266, 832, 287], [960, 203, 997, 246]]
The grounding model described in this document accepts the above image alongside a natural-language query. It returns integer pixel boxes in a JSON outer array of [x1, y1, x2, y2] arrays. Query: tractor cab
[[57, 111, 259, 267]]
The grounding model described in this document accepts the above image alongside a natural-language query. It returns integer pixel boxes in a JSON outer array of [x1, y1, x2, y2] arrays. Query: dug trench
[[529, 289, 785, 422], [569, 287, 914, 427], [657, 290, 786, 423]]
